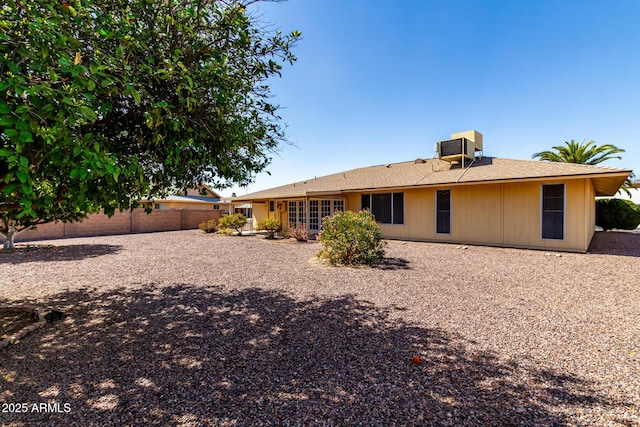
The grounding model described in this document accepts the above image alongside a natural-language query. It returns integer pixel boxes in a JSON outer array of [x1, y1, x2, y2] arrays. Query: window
[[360, 193, 404, 224], [310, 200, 319, 230], [321, 200, 331, 219], [392, 193, 404, 225], [269, 201, 275, 212], [361, 194, 371, 211], [155, 203, 166, 210], [436, 190, 451, 234], [541, 184, 564, 240], [298, 201, 305, 225], [213, 204, 220, 210], [288, 201, 297, 226], [333, 200, 344, 214]]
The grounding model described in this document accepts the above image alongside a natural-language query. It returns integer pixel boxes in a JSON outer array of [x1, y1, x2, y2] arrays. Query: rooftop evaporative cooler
[[436, 130, 483, 164]]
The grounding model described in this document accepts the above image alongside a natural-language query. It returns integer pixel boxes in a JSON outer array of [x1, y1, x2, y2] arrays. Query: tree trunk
[[3, 230, 16, 250], [1, 222, 26, 250]]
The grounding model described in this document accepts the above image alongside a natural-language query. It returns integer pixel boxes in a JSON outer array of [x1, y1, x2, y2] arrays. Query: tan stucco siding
[[163, 202, 217, 210], [352, 179, 593, 252], [586, 179, 596, 249], [345, 193, 360, 214], [252, 203, 268, 225], [458, 185, 504, 245], [250, 179, 595, 252], [501, 179, 587, 251], [501, 181, 541, 247]]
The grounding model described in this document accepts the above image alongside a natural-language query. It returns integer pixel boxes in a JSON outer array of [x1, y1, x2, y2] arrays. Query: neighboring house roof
[[184, 185, 222, 198], [150, 195, 224, 204], [233, 157, 631, 201]]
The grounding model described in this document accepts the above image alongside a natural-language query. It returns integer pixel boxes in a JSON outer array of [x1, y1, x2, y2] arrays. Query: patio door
[[288, 201, 306, 228], [308, 199, 345, 233]]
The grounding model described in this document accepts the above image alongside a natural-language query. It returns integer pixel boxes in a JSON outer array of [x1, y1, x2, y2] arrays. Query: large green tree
[[0, 0, 299, 248], [532, 139, 634, 196]]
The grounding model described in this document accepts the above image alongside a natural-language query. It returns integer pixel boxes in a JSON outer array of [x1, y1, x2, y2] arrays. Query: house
[[232, 131, 631, 252], [143, 185, 233, 212]]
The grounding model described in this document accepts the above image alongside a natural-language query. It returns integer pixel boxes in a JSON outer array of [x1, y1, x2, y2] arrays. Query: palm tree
[[532, 139, 624, 165], [532, 139, 634, 197]]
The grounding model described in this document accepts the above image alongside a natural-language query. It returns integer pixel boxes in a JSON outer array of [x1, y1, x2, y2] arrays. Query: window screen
[[361, 194, 371, 211], [360, 193, 403, 224], [542, 184, 564, 240], [436, 190, 451, 234], [393, 193, 404, 225], [372, 193, 392, 224]]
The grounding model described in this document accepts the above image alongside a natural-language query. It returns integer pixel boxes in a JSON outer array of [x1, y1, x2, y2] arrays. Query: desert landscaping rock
[[0, 230, 638, 426]]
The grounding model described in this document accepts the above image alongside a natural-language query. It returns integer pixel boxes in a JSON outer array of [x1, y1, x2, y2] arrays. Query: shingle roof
[[152, 195, 222, 204], [233, 157, 631, 201]]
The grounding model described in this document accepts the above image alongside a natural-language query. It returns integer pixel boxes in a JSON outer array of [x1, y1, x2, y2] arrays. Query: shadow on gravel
[[588, 231, 640, 257], [0, 285, 629, 426], [0, 244, 122, 265], [377, 257, 411, 270]]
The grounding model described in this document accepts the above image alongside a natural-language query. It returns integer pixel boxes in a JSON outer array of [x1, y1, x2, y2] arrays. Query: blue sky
[[224, 0, 640, 197]]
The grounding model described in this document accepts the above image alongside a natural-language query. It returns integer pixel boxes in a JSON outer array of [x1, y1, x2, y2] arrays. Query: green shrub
[[256, 217, 281, 239], [218, 228, 232, 235], [287, 223, 309, 242], [198, 219, 218, 233], [596, 198, 640, 231], [318, 210, 385, 266], [218, 213, 247, 235]]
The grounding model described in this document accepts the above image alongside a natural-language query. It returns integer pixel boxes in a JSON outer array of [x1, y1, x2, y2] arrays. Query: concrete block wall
[[64, 211, 133, 237], [181, 209, 223, 229], [15, 209, 223, 243], [131, 209, 183, 233]]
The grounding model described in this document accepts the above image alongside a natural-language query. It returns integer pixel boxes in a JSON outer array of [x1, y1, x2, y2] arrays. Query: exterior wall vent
[[437, 130, 483, 163]]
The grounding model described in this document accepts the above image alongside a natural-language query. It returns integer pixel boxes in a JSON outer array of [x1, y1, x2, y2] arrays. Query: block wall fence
[[16, 209, 223, 243]]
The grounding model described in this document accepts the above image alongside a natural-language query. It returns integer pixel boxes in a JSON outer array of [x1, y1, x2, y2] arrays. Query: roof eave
[[231, 170, 632, 200]]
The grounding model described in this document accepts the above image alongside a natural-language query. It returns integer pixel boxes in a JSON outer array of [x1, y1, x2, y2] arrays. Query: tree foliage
[[532, 139, 624, 165], [0, 0, 299, 247], [595, 198, 640, 231], [532, 139, 634, 196]]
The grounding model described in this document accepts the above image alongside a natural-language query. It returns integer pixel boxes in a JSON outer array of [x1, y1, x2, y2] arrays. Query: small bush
[[287, 223, 309, 242], [218, 228, 232, 235], [596, 198, 640, 231], [198, 219, 218, 233], [256, 217, 281, 239], [318, 210, 385, 266], [218, 213, 247, 235]]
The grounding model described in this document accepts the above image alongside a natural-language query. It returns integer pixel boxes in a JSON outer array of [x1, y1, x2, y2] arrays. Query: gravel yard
[[0, 230, 639, 426]]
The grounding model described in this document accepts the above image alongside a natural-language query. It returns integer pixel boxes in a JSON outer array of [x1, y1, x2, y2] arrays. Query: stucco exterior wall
[[354, 178, 595, 252], [250, 178, 597, 252], [161, 201, 216, 210], [251, 202, 269, 225]]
